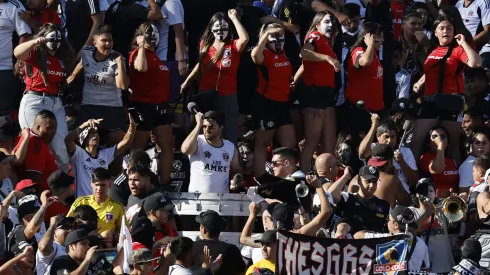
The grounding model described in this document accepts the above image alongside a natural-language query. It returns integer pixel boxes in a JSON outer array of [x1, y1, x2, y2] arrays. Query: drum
[[167, 192, 264, 247]]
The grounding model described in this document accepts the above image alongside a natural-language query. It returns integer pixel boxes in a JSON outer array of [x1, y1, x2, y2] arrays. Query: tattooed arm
[[24, 190, 50, 239], [38, 215, 62, 256]]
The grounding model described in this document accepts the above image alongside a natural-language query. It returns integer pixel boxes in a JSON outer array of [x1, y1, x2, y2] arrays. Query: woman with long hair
[[181, 10, 249, 145], [68, 24, 130, 175], [344, 22, 384, 142], [14, 23, 74, 173], [128, 22, 174, 187], [419, 125, 459, 198], [411, 15, 482, 165], [296, 11, 340, 172], [250, 23, 296, 177]]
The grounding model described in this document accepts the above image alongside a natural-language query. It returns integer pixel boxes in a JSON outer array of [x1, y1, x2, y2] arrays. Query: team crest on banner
[[106, 212, 114, 222], [374, 239, 408, 275]]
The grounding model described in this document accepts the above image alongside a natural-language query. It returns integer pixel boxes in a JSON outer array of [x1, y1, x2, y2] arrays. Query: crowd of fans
[[1, 0, 490, 274]]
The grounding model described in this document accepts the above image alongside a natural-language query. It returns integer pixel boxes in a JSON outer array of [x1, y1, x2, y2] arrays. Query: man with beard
[[399, 11, 427, 83], [328, 165, 390, 234], [182, 111, 241, 193], [125, 166, 158, 222], [44, 170, 75, 223]]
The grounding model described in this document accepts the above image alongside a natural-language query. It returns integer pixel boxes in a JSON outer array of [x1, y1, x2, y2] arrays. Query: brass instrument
[[295, 183, 309, 198], [440, 196, 467, 222]]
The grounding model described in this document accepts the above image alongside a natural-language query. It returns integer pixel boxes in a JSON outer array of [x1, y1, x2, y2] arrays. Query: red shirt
[[129, 48, 170, 103], [424, 45, 468, 96], [14, 133, 58, 191], [24, 49, 66, 95], [345, 46, 384, 111], [419, 152, 459, 191], [391, 1, 409, 41], [153, 224, 178, 268], [30, 7, 61, 27], [256, 49, 292, 102], [44, 196, 70, 223], [303, 31, 336, 87], [199, 40, 241, 96]]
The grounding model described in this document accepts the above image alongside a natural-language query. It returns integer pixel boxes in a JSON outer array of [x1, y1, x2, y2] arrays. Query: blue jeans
[[18, 92, 69, 173]]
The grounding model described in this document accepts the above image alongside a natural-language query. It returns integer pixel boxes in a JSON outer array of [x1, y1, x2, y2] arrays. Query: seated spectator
[[67, 168, 125, 240], [182, 111, 240, 193], [419, 125, 459, 198], [36, 215, 75, 275], [65, 116, 135, 197], [14, 110, 58, 192], [245, 230, 276, 275], [192, 210, 246, 275], [45, 170, 75, 222]]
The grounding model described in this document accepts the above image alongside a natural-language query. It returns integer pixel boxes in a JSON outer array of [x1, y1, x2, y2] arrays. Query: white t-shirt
[[188, 135, 235, 193], [459, 155, 476, 188], [241, 233, 264, 264], [395, 69, 411, 99], [81, 46, 123, 107], [0, 0, 31, 70], [370, 143, 417, 193], [36, 241, 66, 275], [168, 264, 192, 275], [456, 0, 490, 54], [157, 0, 184, 61], [364, 232, 430, 271], [71, 145, 116, 197]]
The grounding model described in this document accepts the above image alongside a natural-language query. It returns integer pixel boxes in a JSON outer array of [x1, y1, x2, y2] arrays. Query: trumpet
[[295, 183, 309, 198], [440, 196, 467, 223]]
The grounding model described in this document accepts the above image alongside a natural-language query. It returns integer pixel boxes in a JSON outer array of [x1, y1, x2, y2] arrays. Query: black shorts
[[252, 94, 292, 131], [129, 101, 172, 131], [419, 100, 462, 121], [301, 85, 337, 109], [289, 88, 302, 109]]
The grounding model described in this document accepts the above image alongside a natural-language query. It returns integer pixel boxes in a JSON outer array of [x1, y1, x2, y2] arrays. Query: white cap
[[484, 168, 490, 183]]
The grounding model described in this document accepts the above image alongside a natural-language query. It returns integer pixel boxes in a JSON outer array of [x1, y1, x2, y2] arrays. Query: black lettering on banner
[[276, 230, 411, 275]]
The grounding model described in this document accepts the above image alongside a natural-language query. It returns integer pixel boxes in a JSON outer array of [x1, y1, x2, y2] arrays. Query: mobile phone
[[128, 108, 142, 124]]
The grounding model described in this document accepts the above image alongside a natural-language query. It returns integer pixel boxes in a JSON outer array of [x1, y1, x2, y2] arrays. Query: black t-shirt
[[474, 93, 490, 121], [192, 239, 246, 275], [274, 0, 302, 71], [50, 255, 79, 275], [7, 225, 38, 257], [108, 170, 160, 207], [104, 1, 149, 58], [171, 150, 191, 192], [336, 193, 390, 234], [65, 0, 101, 52]]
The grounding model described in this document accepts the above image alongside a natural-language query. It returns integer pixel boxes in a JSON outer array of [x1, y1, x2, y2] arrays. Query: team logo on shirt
[[204, 151, 212, 158], [374, 239, 408, 275], [222, 153, 230, 162], [99, 159, 107, 166], [105, 212, 114, 222], [173, 160, 182, 170], [377, 66, 383, 78], [159, 65, 168, 71], [102, 66, 108, 73], [221, 48, 232, 68]]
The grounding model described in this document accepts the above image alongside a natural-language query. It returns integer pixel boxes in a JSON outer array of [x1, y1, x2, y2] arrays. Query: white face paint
[[320, 14, 334, 38], [45, 30, 62, 51], [147, 24, 160, 47], [211, 20, 229, 41], [267, 33, 285, 53]]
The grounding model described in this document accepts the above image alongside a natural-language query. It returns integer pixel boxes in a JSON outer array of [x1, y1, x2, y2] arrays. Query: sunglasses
[[271, 160, 286, 167]]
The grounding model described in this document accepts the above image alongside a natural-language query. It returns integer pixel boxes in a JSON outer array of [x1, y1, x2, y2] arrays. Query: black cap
[[47, 170, 74, 196], [368, 144, 393, 167], [390, 205, 418, 229], [358, 165, 380, 181], [462, 238, 482, 263], [0, 115, 20, 142], [415, 178, 436, 196], [64, 228, 98, 247], [56, 217, 76, 230], [267, 203, 295, 228], [142, 192, 174, 213], [390, 98, 410, 115], [0, 151, 15, 163], [11, 241, 32, 256], [195, 210, 226, 231], [342, 2, 361, 18], [17, 195, 41, 220], [130, 216, 155, 236], [254, 230, 277, 244]]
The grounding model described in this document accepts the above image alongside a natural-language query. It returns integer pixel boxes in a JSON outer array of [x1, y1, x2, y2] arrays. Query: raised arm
[[65, 119, 103, 156], [240, 202, 262, 248], [456, 34, 482, 68], [24, 190, 50, 240], [38, 215, 62, 256], [327, 167, 353, 203], [298, 175, 332, 236], [11, 128, 30, 166], [14, 38, 44, 61], [115, 114, 137, 157], [358, 114, 379, 159], [229, 9, 249, 52], [181, 112, 203, 156], [133, 37, 148, 72], [358, 34, 375, 67], [114, 54, 129, 90], [251, 29, 276, 65]]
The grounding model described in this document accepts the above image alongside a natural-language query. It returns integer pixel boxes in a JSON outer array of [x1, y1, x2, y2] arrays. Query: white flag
[[117, 215, 132, 274]]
